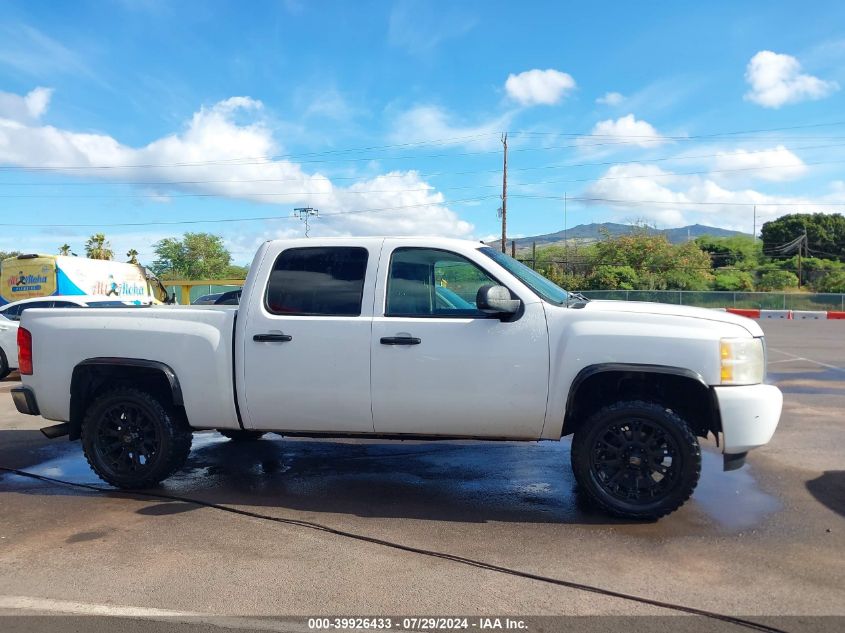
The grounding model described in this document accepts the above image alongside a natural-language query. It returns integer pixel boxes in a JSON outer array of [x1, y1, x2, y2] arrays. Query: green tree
[[584, 265, 639, 290], [761, 213, 845, 262], [126, 249, 139, 264], [695, 235, 760, 270], [58, 244, 72, 256], [815, 271, 845, 293], [224, 264, 249, 278], [85, 233, 113, 260], [713, 270, 755, 291], [0, 250, 22, 261], [757, 270, 799, 291], [152, 232, 234, 280], [591, 233, 713, 290]]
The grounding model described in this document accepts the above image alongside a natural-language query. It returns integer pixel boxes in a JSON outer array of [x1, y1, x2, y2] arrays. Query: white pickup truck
[[12, 237, 782, 519]]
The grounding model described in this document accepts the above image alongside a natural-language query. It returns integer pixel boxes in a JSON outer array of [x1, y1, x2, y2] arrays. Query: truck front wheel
[[81, 387, 192, 489], [571, 400, 701, 520]]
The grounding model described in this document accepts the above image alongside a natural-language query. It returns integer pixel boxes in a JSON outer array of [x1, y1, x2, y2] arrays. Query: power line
[[511, 194, 845, 208], [517, 118, 845, 138], [3, 141, 845, 187], [0, 195, 499, 228], [5, 120, 845, 172], [4, 157, 845, 199]]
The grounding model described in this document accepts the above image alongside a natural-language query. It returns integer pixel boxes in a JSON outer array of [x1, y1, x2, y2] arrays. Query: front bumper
[[11, 386, 39, 416], [713, 383, 782, 455]]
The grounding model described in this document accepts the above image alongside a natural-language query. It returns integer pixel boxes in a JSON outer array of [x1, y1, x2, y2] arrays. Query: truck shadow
[[805, 471, 845, 517], [0, 430, 781, 531], [768, 367, 845, 396]]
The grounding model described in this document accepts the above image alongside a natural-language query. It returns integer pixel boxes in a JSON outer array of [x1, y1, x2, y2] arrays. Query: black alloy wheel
[[571, 400, 701, 520], [82, 387, 192, 488]]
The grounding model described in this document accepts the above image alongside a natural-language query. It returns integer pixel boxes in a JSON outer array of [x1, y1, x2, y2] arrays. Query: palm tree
[[58, 244, 72, 256], [126, 249, 139, 265], [85, 234, 113, 260]]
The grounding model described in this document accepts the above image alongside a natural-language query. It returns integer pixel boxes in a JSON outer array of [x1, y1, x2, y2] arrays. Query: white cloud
[[713, 145, 807, 182], [581, 114, 668, 149], [0, 22, 95, 79], [504, 69, 576, 106], [582, 162, 838, 230], [388, 0, 476, 56], [0, 90, 474, 247], [388, 104, 510, 148], [596, 91, 624, 106], [0, 86, 52, 123], [744, 50, 839, 108]]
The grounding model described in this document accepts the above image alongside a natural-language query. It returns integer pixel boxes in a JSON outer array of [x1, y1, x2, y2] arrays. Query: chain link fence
[[576, 290, 845, 311]]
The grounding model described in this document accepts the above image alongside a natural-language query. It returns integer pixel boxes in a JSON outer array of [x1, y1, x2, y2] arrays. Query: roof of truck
[[263, 236, 490, 247]]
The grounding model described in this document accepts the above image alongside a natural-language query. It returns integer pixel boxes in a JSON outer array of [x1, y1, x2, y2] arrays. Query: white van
[[1, 254, 168, 307]]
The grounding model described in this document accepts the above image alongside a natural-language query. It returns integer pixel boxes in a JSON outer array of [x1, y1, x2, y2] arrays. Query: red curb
[[726, 308, 761, 318]]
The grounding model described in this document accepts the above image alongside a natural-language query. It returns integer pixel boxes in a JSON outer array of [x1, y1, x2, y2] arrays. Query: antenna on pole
[[500, 132, 508, 253], [294, 207, 319, 237]]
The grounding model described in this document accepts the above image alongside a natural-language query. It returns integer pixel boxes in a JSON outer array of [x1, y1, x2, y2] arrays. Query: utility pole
[[563, 192, 568, 275], [500, 132, 508, 253], [797, 229, 808, 287], [753, 205, 757, 242], [294, 207, 319, 237]]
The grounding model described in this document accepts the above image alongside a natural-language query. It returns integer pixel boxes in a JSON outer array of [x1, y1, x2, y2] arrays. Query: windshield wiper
[[565, 291, 591, 307]]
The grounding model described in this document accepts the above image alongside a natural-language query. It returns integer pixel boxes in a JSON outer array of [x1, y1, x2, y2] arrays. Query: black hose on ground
[[0, 466, 789, 633]]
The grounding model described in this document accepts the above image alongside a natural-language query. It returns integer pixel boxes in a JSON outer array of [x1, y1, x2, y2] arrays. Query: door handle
[[253, 333, 293, 342], [380, 336, 421, 345]]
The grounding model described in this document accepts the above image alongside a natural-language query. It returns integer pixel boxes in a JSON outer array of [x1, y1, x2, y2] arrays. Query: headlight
[[720, 337, 765, 385]]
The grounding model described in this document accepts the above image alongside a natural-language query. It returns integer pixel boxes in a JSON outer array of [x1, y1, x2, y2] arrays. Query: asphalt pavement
[[0, 320, 842, 632]]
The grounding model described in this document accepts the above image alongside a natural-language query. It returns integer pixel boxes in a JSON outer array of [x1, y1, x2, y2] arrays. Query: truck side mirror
[[476, 285, 521, 316]]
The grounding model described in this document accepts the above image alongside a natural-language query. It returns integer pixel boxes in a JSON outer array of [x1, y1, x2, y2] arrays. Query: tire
[[81, 387, 192, 489], [571, 400, 701, 520], [217, 429, 266, 441], [0, 349, 10, 381]]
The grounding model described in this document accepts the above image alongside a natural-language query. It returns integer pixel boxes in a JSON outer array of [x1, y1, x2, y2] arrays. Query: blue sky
[[1, 0, 845, 264]]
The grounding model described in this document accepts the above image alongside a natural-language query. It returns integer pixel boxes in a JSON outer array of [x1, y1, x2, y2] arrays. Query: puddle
[[692, 452, 781, 530], [0, 432, 781, 531]]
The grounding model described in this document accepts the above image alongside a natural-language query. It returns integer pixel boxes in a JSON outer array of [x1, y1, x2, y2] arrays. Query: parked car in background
[[214, 288, 242, 305], [192, 293, 224, 305], [0, 295, 146, 379], [192, 289, 241, 305], [0, 313, 16, 380]]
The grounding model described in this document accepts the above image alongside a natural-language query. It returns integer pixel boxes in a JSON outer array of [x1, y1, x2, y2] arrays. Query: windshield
[[479, 246, 570, 306]]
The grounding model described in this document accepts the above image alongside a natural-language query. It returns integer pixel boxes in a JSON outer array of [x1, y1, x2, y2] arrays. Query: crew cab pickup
[[12, 237, 782, 519]]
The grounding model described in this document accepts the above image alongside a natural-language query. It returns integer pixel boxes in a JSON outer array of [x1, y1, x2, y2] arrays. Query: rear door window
[[265, 247, 368, 316]]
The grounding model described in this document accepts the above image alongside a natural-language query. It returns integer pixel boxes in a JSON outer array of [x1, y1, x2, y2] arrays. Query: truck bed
[[23, 306, 241, 429]]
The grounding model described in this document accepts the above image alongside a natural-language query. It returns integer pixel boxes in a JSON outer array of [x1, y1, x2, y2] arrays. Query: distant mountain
[[487, 223, 747, 250]]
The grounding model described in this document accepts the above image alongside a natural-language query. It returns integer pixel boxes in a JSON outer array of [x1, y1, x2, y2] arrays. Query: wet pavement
[[0, 320, 843, 621], [3, 431, 782, 532]]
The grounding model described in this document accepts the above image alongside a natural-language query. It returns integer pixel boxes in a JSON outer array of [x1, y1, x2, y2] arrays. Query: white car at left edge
[[0, 295, 149, 379]]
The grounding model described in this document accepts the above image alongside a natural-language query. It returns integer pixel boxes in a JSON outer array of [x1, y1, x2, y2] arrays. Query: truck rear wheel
[[81, 387, 192, 489], [571, 400, 701, 520], [217, 429, 266, 441]]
